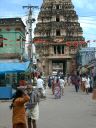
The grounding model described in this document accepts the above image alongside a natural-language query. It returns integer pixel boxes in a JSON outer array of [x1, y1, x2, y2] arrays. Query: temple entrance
[[52, 60, 67, 75]]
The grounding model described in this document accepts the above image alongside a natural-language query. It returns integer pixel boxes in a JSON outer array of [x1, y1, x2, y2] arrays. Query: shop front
[[0, 61, 30, 99]]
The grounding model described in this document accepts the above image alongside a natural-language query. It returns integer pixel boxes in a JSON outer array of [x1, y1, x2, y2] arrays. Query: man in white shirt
[[37, 75, 44, 89], [37, 75, 46, 98]]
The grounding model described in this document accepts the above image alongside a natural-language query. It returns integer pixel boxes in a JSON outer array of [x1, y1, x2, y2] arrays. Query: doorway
[[52, 60, 67, 75]]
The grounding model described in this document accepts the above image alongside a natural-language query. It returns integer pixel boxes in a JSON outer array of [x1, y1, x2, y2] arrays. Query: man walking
[[37, 75, 46, 98], [71, 72, 80, 92]]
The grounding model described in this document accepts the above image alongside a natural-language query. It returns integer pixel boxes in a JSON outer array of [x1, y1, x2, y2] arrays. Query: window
[[54, 46, 56, 54], [56, 30, 60, 36], [57, 46, 61, 54], [62, 45, 64, 54], [56, 5, 59, 9], [0, 35, 3, 47], [46, 32, 50, 36], [56, 16, 60, 22]]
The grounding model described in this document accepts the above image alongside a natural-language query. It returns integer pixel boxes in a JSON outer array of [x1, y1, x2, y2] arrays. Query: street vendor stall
[[0, 61, 30, 99]]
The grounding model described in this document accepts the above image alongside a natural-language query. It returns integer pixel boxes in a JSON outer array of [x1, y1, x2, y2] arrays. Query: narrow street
[[0, 86, 96, 128]]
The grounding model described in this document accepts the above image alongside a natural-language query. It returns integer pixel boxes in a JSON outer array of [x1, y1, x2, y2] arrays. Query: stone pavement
[[0, 86, 96, 128]]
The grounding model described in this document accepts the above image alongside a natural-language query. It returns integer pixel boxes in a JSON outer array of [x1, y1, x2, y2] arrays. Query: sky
[[0, 0, 96, 47]]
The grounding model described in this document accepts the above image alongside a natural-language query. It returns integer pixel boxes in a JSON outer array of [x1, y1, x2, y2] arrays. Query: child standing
[[10, 89, 30, 128]]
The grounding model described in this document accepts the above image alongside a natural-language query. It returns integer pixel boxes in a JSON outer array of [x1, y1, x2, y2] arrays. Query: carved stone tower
[[34, 0, 85, 75]]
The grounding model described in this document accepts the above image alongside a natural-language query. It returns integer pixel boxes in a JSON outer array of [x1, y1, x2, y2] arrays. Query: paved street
[[0, 86, 96, 128]]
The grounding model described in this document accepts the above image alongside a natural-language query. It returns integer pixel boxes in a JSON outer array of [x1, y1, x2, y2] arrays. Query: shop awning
[[0, 61, 30, 74]]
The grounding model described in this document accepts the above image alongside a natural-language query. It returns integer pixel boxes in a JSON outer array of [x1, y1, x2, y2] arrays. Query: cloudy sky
[[0, 0, 96, 47]]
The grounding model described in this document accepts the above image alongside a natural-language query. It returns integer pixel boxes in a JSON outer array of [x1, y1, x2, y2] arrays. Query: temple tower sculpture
[[34, 0, 85, 75]]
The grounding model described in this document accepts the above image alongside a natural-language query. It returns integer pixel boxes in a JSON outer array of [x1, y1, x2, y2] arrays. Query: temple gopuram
[[34, 0, 85, 75]]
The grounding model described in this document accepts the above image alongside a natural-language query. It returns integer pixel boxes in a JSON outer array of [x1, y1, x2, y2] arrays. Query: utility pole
[[23, 5, 38, 70]]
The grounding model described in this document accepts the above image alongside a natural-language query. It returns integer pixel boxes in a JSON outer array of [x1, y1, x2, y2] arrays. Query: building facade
[[0, 18, 26, 87], [34, 0, 85, 75], [78, 47, 96, 66], [0, 18, 25, 60]]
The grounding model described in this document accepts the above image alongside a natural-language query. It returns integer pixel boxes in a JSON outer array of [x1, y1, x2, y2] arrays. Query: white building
[[79, 47, 96, 66]]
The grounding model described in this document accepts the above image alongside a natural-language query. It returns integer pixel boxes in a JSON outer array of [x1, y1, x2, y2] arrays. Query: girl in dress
[[10, 89, 30, 128]]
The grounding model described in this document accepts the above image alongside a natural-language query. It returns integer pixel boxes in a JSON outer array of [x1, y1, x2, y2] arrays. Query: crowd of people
[[10, 71, 95, 128], [71, 72, 94, 94], [48, 71, 94, 97]]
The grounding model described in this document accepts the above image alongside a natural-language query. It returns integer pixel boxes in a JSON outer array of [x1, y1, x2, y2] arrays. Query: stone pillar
[[66, 59, 70, 74], [70, 58, 77, 74], [50, 46, 53, 55], [48, 60, 52, 75], [60, 45, 62, 54], [56, 46, 57, 54], [43, 58, 48, 76]]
